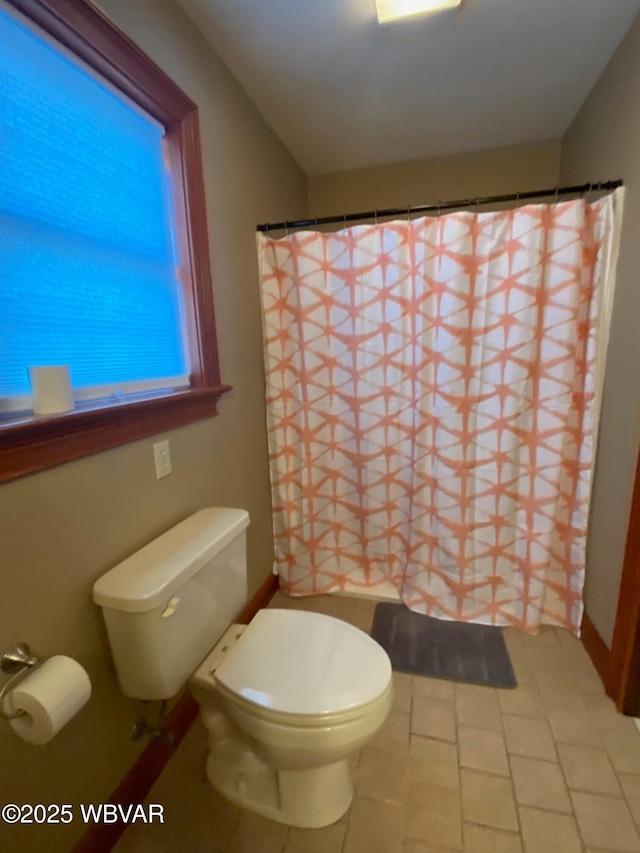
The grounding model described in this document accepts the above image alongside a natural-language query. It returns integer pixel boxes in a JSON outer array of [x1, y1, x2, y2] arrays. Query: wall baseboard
[[72, 573, 279, 853], [581, 610, 611, 689]]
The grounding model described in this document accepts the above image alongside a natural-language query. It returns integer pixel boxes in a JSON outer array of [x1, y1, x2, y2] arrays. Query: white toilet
[[93, 508, 392, 828]]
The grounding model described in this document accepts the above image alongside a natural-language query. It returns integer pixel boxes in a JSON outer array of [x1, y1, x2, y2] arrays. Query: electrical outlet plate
[[153, 440, 172, 479]]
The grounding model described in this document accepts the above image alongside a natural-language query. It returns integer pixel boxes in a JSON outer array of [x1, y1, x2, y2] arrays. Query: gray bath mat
[[371, 602, 517, 688]]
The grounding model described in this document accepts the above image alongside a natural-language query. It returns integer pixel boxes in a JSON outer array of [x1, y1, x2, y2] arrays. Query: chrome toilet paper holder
[[0, 643, 41, 721]]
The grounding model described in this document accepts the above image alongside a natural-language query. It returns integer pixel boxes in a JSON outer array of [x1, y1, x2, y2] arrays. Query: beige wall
[[308, 140, 561, 218], [560, 12, 640, 648], [0, 1, 306, 850]]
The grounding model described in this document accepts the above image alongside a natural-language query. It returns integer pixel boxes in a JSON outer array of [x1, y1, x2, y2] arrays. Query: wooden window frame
[[0, 0, 230, 484]]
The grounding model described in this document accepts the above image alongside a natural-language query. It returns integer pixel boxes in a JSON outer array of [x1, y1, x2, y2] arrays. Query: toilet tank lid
[[92, 508, 249, 613]]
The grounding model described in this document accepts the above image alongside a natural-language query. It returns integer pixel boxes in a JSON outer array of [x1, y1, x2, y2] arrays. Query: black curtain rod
[[256, 179, 623, 233]]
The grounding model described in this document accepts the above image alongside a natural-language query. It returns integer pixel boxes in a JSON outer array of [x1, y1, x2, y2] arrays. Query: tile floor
[[114, 592, 640, 853]]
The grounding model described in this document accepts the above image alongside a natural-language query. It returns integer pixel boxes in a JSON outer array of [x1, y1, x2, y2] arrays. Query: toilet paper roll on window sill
[[28, 366, 74, 415]]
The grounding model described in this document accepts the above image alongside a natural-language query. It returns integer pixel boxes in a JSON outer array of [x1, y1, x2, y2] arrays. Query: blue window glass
[[0, 5, 188, 411]]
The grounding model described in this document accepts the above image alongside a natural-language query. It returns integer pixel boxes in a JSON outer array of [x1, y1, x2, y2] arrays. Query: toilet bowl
[[191, 609, 392, 827], [92, 508, 392, 829]]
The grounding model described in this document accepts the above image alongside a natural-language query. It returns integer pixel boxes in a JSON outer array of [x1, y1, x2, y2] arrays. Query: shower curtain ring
[[475, 197, 480, 214], [374, 210, 378, 225], [554, 186, 560, 203], [437, 201, 441, 217], [285, 221, 289, 236]]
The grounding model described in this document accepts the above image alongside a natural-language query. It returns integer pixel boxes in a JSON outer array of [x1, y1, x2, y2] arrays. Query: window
[[0, 0, 229, 483]]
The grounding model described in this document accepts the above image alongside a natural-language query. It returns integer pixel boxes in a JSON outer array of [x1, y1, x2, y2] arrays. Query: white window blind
[[0, 4, 189, 413]]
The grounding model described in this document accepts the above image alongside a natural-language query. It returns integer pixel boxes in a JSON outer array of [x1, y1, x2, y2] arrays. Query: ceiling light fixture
[[375, 0, 461, 24]]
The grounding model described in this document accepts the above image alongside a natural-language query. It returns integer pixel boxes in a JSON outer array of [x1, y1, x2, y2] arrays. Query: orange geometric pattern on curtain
[[257, 197, 619, 633]]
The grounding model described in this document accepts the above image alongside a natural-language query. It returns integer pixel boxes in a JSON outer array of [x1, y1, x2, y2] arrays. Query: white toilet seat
[[214, 676, 392, 729], [193, 608, 392, 720]]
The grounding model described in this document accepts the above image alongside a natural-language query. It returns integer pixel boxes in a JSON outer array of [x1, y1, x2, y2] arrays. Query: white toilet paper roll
[[3, 656, 91, 745], [28, 365, 74, 415]]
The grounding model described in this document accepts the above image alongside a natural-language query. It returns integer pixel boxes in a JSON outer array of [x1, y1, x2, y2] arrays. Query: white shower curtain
[[258, 191, 623, 633]]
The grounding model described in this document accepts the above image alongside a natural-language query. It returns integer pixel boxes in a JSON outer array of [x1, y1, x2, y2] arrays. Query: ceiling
[[177, 0, 640, 175]]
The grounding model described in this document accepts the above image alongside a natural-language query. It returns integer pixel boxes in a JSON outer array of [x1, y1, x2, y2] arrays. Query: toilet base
[[205, 745, 353, 828]]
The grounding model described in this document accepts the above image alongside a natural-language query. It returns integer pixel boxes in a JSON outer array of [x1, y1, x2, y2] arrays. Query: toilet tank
[[93, 508, 249, 700]]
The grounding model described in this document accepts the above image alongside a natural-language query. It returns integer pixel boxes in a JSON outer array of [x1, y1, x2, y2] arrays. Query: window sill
[[0, 385, 232, 484]]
